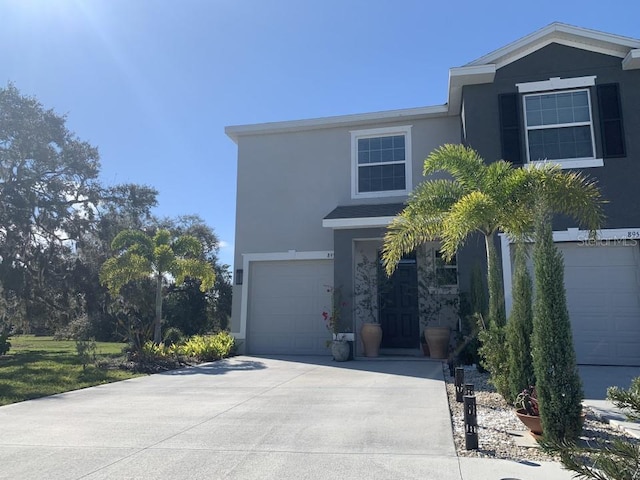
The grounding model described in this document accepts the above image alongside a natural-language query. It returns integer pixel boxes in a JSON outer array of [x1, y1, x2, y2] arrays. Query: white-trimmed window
[[523, 89, 596, 163], [435, 250, 458, 288], [351, 126, 412, 198], [516, 76, 603, 169]]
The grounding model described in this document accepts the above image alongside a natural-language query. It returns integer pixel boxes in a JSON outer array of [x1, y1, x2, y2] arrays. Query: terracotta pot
[[515, 409, 586, 439], [360, 323, 382, 357], [424, 326, 450, 359], [515, 409, 543, 435], [330, 340, 350, 362]]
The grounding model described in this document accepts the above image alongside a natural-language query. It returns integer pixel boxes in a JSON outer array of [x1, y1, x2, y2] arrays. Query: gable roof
[[226, 23, 640, 141], [446, 22, 640, 115]]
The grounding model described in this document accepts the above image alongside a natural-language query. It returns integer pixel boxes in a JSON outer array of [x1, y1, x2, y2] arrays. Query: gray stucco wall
[[230, 115, 460, 333], [462, 43, 640, 230]]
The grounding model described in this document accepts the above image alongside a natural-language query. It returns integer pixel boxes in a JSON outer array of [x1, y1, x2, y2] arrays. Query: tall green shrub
[[532, 204, 583, 442], [506, 242, 535, 402]]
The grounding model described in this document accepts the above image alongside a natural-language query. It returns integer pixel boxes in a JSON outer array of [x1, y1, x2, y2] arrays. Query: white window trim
[[521, 85, 602, 169], [516, 75, 596, 93], [351, 125, 412, 199]]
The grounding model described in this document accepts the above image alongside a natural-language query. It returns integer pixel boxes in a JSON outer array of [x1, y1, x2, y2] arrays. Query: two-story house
[[225, 23, 640, 366]]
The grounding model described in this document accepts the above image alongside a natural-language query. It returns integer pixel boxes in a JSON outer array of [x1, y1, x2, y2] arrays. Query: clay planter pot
[[515, 409, 586, 440], [424, 326, 450, 359], [515, 409, 543, 437], [360, 323, 382, 357], [330, 340, 350, 362]]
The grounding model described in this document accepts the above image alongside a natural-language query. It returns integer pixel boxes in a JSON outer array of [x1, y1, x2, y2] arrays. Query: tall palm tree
[[100, 229, 216, 344], [382, 144, 604, 327]]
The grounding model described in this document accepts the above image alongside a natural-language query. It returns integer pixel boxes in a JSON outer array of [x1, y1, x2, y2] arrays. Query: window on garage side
[[351, 126, 412, 198], [523, 89, 596, 163]]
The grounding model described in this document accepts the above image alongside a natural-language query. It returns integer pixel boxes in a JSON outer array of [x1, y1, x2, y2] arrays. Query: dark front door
[[379, 257, 419, 349]]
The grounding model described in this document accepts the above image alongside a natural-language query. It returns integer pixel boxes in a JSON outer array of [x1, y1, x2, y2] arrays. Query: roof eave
[[225, 104, 449, 142]]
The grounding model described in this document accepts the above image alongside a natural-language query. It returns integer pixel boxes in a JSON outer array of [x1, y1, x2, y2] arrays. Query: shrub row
[[139, 331, 236, 363]]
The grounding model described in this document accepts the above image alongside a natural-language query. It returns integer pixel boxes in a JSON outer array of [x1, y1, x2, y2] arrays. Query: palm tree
[[382, 144, 604, 327], [100, 229, 216, 344]]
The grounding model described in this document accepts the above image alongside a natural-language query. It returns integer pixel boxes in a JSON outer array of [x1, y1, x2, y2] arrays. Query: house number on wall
[[327, 252, 335, 259]]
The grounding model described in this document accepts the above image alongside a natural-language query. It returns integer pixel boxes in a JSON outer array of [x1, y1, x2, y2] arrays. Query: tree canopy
[[100, 229, 216, 343]]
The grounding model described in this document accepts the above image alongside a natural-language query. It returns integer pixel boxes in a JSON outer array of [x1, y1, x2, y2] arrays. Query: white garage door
[[247, 259, 333, 355], [560, 243, 640, 366]]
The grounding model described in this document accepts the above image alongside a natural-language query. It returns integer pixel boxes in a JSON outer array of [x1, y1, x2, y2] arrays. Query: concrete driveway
[[0, 356, 574, 480]]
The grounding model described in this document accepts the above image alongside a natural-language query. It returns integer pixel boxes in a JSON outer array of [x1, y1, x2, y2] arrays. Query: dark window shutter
[[499, 93, 522, 164], [597, 83, 626, 158]]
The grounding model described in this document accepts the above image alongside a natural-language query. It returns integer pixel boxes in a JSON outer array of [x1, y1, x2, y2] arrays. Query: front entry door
[[379, 257, 419, 348]]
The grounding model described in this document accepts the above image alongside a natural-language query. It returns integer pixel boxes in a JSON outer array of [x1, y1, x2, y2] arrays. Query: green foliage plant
[[177, 332, 235, 361], [541, 377, 640, 480], [0, 328, 11, 355], [608, 377, 640, 421], [532, 203, 583, 443], [506, 242, 535, 402], [75, 338, 97, 370], [100, 229, 216, 344], [477, 319, 510, 398]]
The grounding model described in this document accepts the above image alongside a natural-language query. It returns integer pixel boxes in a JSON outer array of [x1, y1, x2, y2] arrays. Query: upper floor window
[[513, 75, 608, 169], [351, 126, 412, 198], [523, 89, 596, 163]]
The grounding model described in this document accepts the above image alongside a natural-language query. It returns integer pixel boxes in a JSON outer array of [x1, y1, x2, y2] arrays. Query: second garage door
[[560, 243, 640, 366], [247, 259, 333, 355]]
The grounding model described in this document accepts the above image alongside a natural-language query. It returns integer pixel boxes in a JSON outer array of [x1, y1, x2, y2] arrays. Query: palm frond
[[440, 191, 497, 260], [422, 144, 486, 190], [381, 180, 465, 275]]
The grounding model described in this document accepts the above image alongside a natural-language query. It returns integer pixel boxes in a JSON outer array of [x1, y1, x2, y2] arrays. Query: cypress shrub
[[506, 242, 535, 402], [478, 237, 509, 398], [532, 205, 583, 442]]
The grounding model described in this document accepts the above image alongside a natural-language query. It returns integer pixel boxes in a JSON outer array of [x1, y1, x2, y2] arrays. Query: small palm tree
[[382, 144, 604, 327], [100, 229, 216, 344]]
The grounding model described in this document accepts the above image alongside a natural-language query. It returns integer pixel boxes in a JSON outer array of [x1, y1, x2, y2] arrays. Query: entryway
[[379, 253, 420, 349]]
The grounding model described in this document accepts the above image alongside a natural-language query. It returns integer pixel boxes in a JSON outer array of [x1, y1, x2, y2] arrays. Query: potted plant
[[418, 246, 459, 359], [354, 253, 382, 357], [514, 386, 542, 438], [322, 286, 350, 362], [514, 385, 586, 440]]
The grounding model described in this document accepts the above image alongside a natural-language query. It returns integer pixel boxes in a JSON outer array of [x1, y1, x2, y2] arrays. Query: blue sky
[[1, 0, 638, 268]]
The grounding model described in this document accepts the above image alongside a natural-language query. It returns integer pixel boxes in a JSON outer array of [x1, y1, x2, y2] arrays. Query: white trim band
[[516, 75, 596, 93]]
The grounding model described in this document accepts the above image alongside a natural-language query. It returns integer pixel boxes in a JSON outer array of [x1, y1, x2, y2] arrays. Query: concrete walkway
[[0, 356, 578, 479]]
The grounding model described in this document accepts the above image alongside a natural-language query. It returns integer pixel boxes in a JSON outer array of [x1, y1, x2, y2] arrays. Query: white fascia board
[[466, 23, 640, 69], [225, 105, 448, 143], [623, 49, 640, 70], [238, 250, 334, 339], [516, 75, 596, 93], [447, 64, 496, 116], [322, 216, 396, 229]]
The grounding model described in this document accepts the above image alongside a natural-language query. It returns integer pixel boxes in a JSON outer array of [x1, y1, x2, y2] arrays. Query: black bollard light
[[464, 394, 479, 450], [455, 367, 464, 402], [465, 383, 474, 396]]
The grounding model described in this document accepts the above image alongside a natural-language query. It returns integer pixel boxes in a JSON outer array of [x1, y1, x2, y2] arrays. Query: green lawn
[[0, 335, 144, 406]]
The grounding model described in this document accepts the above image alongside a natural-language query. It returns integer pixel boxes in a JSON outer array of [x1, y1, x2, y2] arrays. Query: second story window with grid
[[523, 89, 596, 162], [351, 126, 412, 198]]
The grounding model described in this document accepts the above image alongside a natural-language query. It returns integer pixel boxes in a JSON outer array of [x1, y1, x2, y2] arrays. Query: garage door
[[247, 259, 333, 355], [560, 243, 640, 366]]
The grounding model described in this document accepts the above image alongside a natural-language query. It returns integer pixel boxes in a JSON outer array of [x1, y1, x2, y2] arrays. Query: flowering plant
[[514, 386, 539, 416], [322, 285, 347, 339]]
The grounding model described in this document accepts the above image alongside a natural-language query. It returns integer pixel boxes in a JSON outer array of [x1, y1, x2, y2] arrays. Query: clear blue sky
[[1, 0, 638, 268]]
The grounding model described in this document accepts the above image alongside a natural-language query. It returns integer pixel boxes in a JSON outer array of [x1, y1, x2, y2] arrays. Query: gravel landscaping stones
[[444, 364, 638, 462]]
